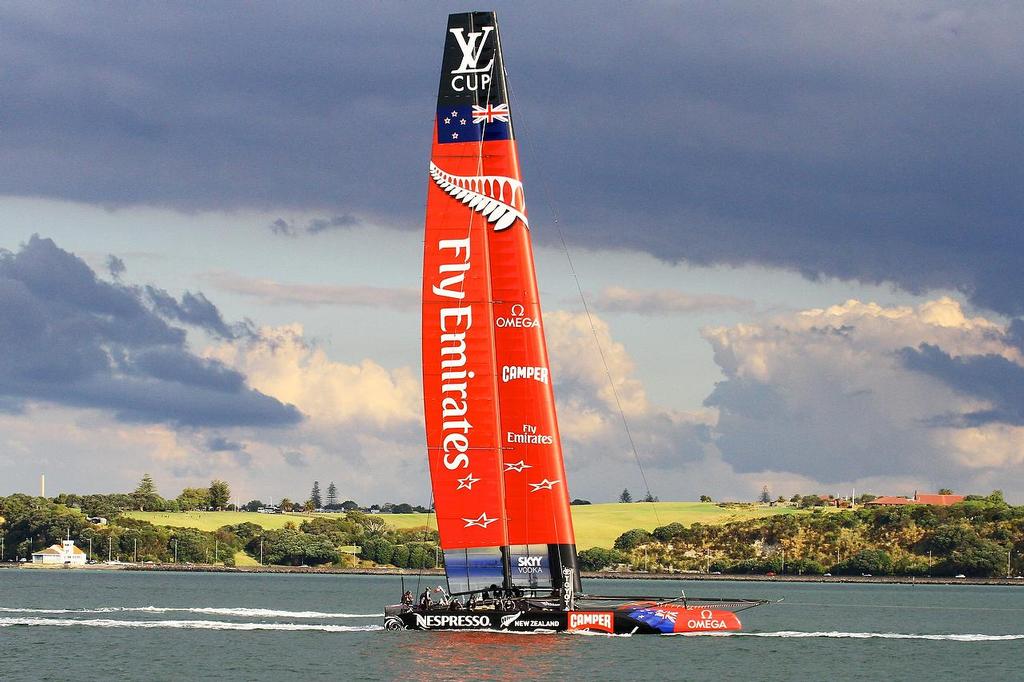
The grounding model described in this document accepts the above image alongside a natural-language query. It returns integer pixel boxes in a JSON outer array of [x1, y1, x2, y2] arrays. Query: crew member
[[419, 588, 432, 608], [401, 590, 413, 606]]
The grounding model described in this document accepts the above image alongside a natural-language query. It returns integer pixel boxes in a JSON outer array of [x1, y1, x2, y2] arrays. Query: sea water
[[1, 570, 1021, 680]]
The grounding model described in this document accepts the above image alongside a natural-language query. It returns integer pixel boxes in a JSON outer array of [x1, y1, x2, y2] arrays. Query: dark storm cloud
[[269, 218, 296, 237], [205, 434, 251, 466], [106, 255, 126, 279], [306, 214, 360, 234], [268, 214, 361, 237], [0, 235, 302, 427], [899, 343, 1024, 426], [145, 286, 252, 339], [206, 435, 245, 452], [3, 3, 1024, 313]]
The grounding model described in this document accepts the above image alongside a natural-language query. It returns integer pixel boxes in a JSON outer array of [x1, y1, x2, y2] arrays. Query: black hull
[[384, 607, 743, 635]]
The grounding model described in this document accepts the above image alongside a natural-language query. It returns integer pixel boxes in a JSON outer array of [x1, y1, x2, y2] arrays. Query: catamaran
[[384, 11, 768, 635]]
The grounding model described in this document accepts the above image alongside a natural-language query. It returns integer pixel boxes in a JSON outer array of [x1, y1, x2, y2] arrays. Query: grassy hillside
[[128, 502, 803, 550]]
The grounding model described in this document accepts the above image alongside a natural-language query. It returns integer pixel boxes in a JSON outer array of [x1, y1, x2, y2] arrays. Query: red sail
[[423, 11, 577, 591]]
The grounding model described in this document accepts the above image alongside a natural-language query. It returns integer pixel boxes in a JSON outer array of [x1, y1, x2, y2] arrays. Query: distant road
[[52, 564, 1017, 586]]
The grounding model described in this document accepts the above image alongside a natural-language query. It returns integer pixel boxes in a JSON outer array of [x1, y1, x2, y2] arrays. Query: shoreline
[[4, 562, 1022, 586]]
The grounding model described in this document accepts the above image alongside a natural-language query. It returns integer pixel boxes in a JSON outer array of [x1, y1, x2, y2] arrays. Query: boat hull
[[385, 606, 742, 635]]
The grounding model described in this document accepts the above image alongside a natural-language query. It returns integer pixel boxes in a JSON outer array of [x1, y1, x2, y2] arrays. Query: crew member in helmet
[[419, 588, 432, 609]]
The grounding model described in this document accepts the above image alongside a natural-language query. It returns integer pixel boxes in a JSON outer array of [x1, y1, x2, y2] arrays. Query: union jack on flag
[[472, 103, 510, 124]]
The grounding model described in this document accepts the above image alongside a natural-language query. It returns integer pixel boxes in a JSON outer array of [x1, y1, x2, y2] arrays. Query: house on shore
[[866, 491, 967, 507], [31, 539, 87, 565]]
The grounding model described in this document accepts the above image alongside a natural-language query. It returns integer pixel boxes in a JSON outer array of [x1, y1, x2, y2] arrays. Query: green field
[[128, 502, 803, 550]]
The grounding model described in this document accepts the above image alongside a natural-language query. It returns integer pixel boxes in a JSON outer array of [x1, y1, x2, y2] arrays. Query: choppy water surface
[[1, 570, 1021, 680]]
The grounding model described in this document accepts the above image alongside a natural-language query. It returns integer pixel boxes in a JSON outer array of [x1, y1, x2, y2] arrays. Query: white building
[[31, 539, 87, 565]]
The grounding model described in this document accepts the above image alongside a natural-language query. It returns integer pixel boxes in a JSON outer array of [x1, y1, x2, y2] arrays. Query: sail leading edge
[[421, 11, 579, 595]]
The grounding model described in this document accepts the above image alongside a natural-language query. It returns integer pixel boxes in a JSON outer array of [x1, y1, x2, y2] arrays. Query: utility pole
[[133, 538, 138, 563], [1009, 549, 1013, 578], [782, 549, 786, 575], [173, 538, 178, 564], [108, 536, 112, 562], [259, 539, 264, 566], [87, 537, 92, 561], [215, 538, 219, 563]]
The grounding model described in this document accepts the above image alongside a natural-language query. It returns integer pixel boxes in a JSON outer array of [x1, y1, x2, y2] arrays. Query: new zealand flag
[[437, 104, 512, 144], [628, 608, 678, 633]]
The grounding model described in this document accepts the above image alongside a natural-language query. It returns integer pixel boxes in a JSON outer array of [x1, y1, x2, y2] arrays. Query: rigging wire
[[507, 81, 661, 525]]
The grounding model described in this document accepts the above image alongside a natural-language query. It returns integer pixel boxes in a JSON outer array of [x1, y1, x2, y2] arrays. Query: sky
[[2, 2, 1023, 505]]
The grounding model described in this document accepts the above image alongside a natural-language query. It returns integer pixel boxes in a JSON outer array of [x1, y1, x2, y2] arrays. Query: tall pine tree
[[133, 473, 158, 511], [311, 481, 322, 509], [326, 482, 338, 508]]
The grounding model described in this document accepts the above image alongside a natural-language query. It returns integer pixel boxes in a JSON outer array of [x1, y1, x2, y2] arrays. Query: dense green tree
[[619, 489, 632, 504], [834, 549, 894, 575], [578, 547, 628, 571], [298, 516, 364, 545], [759, 486, 772, 504], [785, 558, 826, 575], [326, 482, 339, 508], [208, 480, 230, 511], [652, 522, 686, 543], [938, 537, 1007, 577], [177, 488, 210, 511], [391, 544, 410, 568], [700, 495, 713, 503], [253, 528, 339, 566], [132, 474, 162, 511], [408, 545, 431, 569], [310, 481, 322, 509], [613, 528, 654, 551]]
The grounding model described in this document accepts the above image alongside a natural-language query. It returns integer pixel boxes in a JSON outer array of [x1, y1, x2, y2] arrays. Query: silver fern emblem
[[429, 162, 529, 231]]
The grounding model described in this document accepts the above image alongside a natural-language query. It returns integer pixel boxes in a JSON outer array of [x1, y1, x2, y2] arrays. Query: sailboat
[[384, 11, 767, 634]]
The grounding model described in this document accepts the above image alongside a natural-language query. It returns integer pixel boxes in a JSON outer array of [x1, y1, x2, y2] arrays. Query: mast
[[422, 11, 578, 596]]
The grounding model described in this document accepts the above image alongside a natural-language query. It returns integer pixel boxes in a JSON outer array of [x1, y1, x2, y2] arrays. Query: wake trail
[[0, 617, 382, 632], [0, 606, 378, 619]]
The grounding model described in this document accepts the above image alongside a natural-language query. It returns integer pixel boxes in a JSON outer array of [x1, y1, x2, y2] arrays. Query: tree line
[[0, 494, 441, 569], [580, 492, 1022, 578]]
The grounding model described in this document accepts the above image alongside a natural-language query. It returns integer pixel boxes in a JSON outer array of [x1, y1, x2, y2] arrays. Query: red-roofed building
[[866, 492, 966, 507], [913, 492, 966, 506], [866, 495, 913, 506]]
